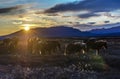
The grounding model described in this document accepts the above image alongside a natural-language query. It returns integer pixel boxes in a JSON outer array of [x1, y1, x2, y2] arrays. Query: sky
[[0, 0, 120, 36]]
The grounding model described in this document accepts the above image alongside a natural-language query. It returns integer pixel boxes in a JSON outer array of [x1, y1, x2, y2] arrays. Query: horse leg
[[64, 52, 67, 56], [96, 50, 99, 55], [39, 51, 41, 55], [64, 48, 67, 56], [82, 49, 85, 54]]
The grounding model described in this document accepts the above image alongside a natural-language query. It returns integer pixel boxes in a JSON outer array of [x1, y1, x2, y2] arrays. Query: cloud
[[74, 22, 120, 31], [0, 0, 26, 4], [46, 13, 59, 16], [87, 22, 96, 25], [104, 21, 110, 23], [0, 0, 17, 4], [73, 24, 94, 31], [0, 4, 33, 15], [45, 0, 120, 13], [62, 16, 71, 18], [0, 5, 20, 14], [78, 13, 100, 18]]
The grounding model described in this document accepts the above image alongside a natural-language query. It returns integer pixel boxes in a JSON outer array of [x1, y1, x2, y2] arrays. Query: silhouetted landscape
[[1, 0, 120, 79], [0, 26, 120, 79]]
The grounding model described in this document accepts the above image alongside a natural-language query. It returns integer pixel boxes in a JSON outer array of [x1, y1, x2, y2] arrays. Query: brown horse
[[65, 42, 86, 55], [27, 38, 61, 55], [85, 40, 107, 55]]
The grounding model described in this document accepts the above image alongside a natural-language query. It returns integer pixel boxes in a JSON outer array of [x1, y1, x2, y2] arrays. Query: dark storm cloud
[[78, 13, 100, 18], [45, 0, 120, 13]]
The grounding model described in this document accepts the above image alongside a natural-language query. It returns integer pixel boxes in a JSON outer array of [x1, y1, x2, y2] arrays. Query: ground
[[0, 38, 120, 79]]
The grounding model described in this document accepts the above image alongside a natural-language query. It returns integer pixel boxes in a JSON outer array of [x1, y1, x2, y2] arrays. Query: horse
[[86, 40, 107, 55], [39, 41, 61, 55], [65, 42, 86, 55], [0, 37, 19, 54], [27, 38, 61, 55]]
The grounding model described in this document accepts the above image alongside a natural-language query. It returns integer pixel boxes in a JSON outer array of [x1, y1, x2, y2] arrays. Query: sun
[[24, 26, 30, 31], [23, 24, 31, 31]]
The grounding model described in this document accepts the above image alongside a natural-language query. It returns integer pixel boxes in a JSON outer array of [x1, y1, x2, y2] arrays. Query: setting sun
[[24, 26, 30, 31], [22, 24, 31, 31]]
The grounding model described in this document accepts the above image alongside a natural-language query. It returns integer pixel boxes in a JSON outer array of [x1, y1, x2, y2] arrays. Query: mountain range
[[1, 26, 93, 39], [0, 25, 120, 39], [90, 25, 120, 37]]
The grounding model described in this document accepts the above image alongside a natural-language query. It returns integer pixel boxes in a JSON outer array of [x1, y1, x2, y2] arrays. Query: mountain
[[90, 25, 120, 37], [1, 25, 120, 39], [1, 26, 93, 39]]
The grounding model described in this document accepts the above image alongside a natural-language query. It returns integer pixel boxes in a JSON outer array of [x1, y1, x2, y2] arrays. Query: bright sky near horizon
[[0, 0, 120, 36]]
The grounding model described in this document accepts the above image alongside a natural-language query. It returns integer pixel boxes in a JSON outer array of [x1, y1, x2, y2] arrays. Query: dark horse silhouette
[[28, 38, 61, 55], [65, 42, 86, 55], [38, 41, 61, 55], [85, 40, 107, 55], [0, 37, 19, 54]]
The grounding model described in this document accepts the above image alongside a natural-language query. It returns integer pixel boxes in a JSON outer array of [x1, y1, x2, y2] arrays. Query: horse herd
[[27, 38, 108, 55], [0, 37, 107, 55]]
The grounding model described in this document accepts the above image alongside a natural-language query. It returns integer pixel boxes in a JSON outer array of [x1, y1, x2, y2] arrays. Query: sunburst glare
[[22, 24, 31, 31]]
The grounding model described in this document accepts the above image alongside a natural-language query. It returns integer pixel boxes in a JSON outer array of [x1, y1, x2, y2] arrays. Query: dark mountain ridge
[[1, 25, 120, 40]]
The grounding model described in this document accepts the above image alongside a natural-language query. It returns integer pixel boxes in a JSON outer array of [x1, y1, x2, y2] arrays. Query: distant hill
[[1, 25, 120, 40], [0, 26, 93, 39]]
